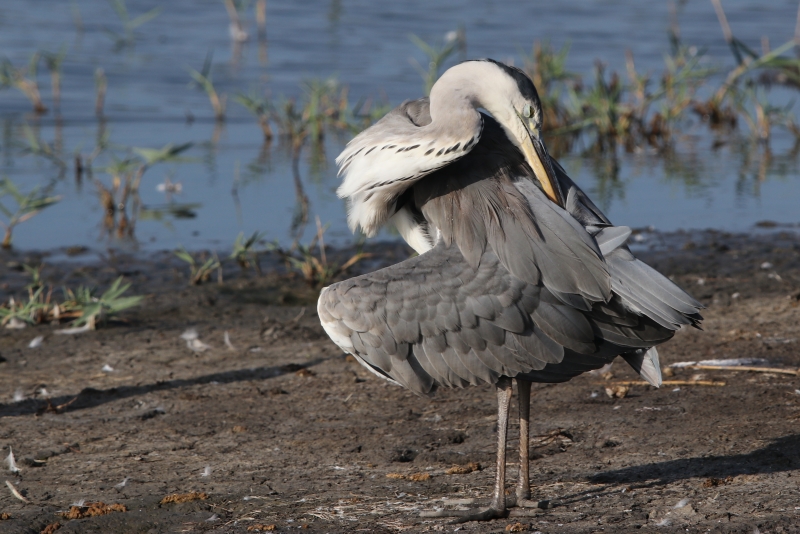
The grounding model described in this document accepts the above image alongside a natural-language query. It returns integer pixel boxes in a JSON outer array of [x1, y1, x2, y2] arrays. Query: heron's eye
[[522, 104, 533, 118]]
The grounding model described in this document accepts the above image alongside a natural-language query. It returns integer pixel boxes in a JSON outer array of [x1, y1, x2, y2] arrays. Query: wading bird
[[318, 59, 702, 522]]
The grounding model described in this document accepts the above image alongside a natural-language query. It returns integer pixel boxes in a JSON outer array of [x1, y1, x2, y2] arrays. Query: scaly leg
[[421, 377, 513, 522], [516, 378, 532, 503], [509, 378, 552, 510]]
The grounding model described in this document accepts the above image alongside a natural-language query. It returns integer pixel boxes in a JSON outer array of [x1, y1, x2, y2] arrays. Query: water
[[1, 0, 798, 254]]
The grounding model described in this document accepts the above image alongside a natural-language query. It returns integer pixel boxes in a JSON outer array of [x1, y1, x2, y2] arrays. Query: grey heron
[[318, 59, 703, 522]]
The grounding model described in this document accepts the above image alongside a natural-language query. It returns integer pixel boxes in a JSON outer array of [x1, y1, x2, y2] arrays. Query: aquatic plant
[[0, 178, 61, 249], [269, 217, 370, 288], [189, 53, 226, 121], [0, 272, 142, 329], [409, 29, 465, 96], [42, 46, 68, 111], [230, 231, 266, 275], [95, 68, 107, 117], [0, 54, 47, 114], [404, 12, 800, 154], [521, 40, 576, 151], [62, 277, 144, 327], [234, 91, 274, 140], [20, 125, 68, 175], [174, 247, 222, 285], [105, 0, 161, 49], [0, 286, 49, 327], [236, 78, 387, 153], [95, 143, 192, 239]]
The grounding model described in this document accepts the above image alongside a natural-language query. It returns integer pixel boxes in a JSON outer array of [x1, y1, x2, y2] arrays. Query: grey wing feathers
[[318, 238, 693, 396], [553, 159, 703, 330], [319, 242, 573, 396], [414, 120, 613, 311]]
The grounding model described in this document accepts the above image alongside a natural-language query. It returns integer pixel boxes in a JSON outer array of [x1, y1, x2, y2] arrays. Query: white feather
[[337, 128, 480, 235], [389, 206, 435, 254], [5, 447, 20, 474]]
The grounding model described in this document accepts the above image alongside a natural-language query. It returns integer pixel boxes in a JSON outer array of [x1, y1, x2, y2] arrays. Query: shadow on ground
[[589, 433, 800, 486], [0, 358, 328, 418]]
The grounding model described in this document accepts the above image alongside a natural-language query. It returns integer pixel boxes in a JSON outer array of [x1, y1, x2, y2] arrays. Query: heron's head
[[444, 59, 564, 207]]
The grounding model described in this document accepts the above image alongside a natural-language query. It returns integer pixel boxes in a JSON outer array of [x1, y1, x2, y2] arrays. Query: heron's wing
[[551, 158, 704, 329], [336, 98, 482, 236], [318, 242, 683, 396], [551, 159, 612, 228], [319, 242, 575, 395], [415, 135, 613, 311]]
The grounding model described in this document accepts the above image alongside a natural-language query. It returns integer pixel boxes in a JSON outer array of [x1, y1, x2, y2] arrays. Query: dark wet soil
[[1, 230, 800, 534]]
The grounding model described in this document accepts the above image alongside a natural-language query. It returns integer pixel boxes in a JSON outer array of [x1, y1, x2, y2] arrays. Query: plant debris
[[671, 360, 799, 376], [609, 380, 726, 387], [160, 491, 209, 504], [703, 476, 733, 487], [40, 522, 60, 534], [386, 472, 430, 482], [247, 525, 277, 532], [1, 273, 141, 330], [60, 502, 127, 519], [445, 462, 481, 475], [605, 385, 630, 398]]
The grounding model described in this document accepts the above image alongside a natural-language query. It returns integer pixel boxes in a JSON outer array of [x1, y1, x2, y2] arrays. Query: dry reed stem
[[95, 68, 106, 117], [606, 380, 726, 387], [685, 365, 799, 376]]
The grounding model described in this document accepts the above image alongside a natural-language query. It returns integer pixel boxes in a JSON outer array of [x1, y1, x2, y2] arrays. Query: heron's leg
[[508, 379, 553, 510], [515, 378, 532, 503], [420, 377, 513, 522], [488, 376, 513, 512]]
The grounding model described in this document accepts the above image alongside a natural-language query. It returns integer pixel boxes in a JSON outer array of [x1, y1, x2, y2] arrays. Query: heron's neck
[[429, 66, 525, 153]]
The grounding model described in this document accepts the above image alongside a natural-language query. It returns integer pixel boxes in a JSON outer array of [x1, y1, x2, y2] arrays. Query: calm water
[[1, 0, 799, 254]]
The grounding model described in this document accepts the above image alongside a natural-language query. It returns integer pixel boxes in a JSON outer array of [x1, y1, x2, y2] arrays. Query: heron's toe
[[420, 506, 509, 523], [514, 498, 553, 509]]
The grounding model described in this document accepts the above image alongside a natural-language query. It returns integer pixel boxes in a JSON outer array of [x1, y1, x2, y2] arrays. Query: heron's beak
[[520, 122, 564, 207]]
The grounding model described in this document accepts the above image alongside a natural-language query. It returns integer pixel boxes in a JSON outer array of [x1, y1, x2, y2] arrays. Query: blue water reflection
[[0, 0, 798, 253]]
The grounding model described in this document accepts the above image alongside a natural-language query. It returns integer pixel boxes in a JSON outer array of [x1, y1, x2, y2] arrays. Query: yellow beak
[[520, 124, 564, 207]]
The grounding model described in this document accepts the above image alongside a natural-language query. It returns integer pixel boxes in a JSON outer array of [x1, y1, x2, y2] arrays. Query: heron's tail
[[621, 347, 662, 387]]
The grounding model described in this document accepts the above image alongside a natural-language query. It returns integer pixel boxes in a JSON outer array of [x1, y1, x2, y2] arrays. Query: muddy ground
[[1, 229, 799, 534]]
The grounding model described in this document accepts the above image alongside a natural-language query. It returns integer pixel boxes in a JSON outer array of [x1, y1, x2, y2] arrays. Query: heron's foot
[[506, 494, 555, 509], [516, 498, 553, 509], [420, 506, 509, 523]]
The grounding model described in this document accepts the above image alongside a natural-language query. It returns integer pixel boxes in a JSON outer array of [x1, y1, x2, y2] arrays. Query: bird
[[317, 59, 703, 523]]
